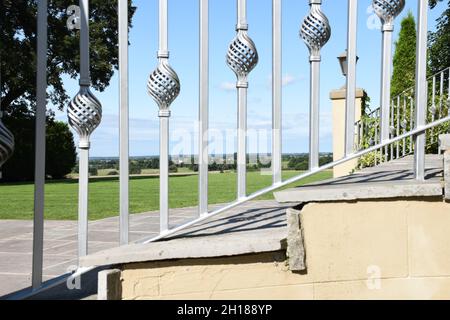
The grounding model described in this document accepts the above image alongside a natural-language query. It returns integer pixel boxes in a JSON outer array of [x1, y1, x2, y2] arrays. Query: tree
[[429, 0, 450, 73], [391, 12, 416, 97], [1, 0, 135, 113], [46, 121, 76, 179], [1, 1, 135, 180], [1, 106, 77, 181]]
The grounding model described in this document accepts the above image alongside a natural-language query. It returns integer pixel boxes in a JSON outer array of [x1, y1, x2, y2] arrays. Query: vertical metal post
[[403, 96, 407, 156], [67, 0, 102, 259], [272, 0, 282, 185], [431, 77, 436, 144], [226, 0, 258, 200], [237, 82, 247, 199], [309, 57, 320, 169], [78, 0, 89, 258], [159, 0, 169, 232], [439, 71, 444, 120], [374, 115, 379, 165], [380, 26, 393, 145], [345, 0, 358, 156], [410, 93, 414, 152], [390, 99, 394, 160], [159, 116, 169, 232], [32, 0, 47, 290], [396, 96, 400, 159], [199, 0, 209, 216], [373, 0, 404, 150], [77, 148, 89, 256], [118, 0, 129, 245], [374, 115, 383, 166], [448, 68, 450, 124], [300, 0, 330, 170], [448, 68, 450, 113], [414, 0, 428, 181], [147, 0, 180, 234], [237, 0, 247, 200]]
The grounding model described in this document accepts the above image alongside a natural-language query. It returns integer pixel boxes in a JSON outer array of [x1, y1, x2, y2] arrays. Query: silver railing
[[356, 67, 450, 166], [1, 0, 449, 296]]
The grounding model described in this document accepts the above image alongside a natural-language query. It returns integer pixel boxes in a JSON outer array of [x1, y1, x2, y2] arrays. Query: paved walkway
[[0, 200, 285, 297]]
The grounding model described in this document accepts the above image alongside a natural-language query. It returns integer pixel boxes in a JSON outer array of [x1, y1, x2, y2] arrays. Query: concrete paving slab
[[0, 200, 235, 297]]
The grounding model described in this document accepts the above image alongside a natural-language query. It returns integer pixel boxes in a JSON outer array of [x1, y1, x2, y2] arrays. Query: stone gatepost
[[330, 88, 366, 178]]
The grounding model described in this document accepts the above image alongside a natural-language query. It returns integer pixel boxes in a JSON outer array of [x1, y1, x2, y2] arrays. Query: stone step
[[275, 154, 445, 204]]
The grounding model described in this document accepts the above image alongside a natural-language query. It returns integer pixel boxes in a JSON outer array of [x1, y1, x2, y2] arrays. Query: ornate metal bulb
[[300, 0, 331, 58], [68, 86, 102, 148], [0, 117, 14, 169], [430, 104, 437, 115], [401, 119, 408, 129], [226, 30, 259, 83], [147, 60, 180, 112], [389, 125, 396, 135], [372, 0, 405, 25]]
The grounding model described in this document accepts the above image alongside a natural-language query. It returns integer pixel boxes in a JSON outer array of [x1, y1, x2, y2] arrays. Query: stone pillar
[[330, 88, 366, 178]]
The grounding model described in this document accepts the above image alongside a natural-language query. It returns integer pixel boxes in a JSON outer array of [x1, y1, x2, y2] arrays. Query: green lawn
[[0, 170, 331, 220]]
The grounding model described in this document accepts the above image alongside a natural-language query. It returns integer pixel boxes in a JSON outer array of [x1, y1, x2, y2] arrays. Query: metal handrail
[[143, 114, 450, 244]]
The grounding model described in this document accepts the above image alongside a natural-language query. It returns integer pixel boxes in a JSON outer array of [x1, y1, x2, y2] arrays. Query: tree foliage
[[1, 0, 135, 113], [0, 1, 135, 181], [429, 0, 450, 73], [2, 107, 76, 181], [391, 12, 416, 97]]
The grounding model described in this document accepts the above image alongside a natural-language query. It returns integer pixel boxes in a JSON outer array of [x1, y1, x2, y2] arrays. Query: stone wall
[[119, 199, 450, 300]]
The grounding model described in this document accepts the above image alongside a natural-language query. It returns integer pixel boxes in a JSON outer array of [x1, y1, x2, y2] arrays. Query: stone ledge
[[274, 180, 443, 204], [79, 228, 287, 268]]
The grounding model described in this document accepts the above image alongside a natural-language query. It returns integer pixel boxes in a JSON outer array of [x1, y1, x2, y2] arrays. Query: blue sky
[[53, 0, 447, 157]]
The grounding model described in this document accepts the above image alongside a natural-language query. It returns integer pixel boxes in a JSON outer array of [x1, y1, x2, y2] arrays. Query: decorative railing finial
[[300, 0, 330, 170], [226, 29, 259, 86], [226, 0, 258, 199], [147, 57, 180, 117], [0, 112, 14, 176], [147, 0, 180, 233], [68, 86, 102, 149], [67, 0, 102, 149], [372, 0, 405, 27], [300, 0, 331, 60], [66, 0, 101, 258]]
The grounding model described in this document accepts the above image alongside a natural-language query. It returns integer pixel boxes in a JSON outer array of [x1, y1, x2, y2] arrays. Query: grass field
[[0, 170, 332, 221]]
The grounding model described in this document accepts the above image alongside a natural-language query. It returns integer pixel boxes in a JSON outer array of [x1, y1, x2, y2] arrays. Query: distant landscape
[[73, 153, 334, 178], [0, 153, 333, 221]]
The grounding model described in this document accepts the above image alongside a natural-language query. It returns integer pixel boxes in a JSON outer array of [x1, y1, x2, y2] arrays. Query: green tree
[[46, 121, 76, 179], [391, 12, 416, 97], [2, 106, 76, 181], [1, 1, 135, 180], [1, 0, 135, 112], [429, 0, 450, 73]]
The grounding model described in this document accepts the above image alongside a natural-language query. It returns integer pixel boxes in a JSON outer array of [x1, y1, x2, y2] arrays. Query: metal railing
[[1, 0, 448, 297], [356, 67, 450, 167]]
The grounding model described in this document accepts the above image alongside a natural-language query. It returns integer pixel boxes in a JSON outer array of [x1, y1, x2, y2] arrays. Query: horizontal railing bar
[[141, 114, 450, 244]]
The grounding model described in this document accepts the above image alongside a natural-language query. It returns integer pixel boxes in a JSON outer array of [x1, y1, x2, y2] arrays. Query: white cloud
[[282, 74, 297, 87], [266, 74, 302, 89], [219, 81, 236, 91]]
